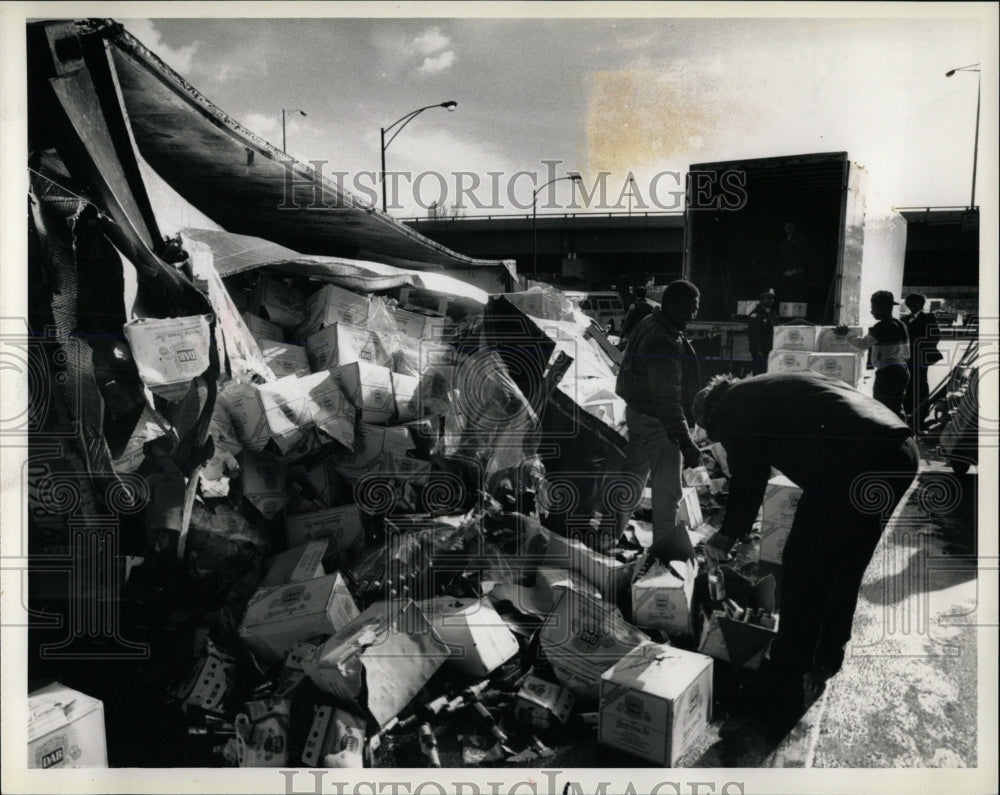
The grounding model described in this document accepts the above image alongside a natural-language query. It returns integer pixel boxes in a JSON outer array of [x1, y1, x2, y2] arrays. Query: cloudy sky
[[112, 7, 993, 218]]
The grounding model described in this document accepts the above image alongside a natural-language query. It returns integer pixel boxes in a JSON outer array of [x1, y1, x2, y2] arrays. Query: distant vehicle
[[565, 291, 627, 334]]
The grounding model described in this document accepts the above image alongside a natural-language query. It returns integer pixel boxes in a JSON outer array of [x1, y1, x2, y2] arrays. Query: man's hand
[[683, 444, 702, 470], [703, 532, 736, 564]]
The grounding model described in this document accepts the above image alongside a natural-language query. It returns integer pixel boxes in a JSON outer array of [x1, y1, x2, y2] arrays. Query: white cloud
[[243, 113, 278, 138], [412, 27, 450, 55], [418, 51, 456, 75], [121, 19, 198, 76]]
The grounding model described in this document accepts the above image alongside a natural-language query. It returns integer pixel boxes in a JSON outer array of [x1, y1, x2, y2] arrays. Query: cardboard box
[[306, 323, 392, 371], [816, 325, 863, 353], [287, 462, 334, 515], [297, 371, 356, 450], [298, 284, 371, 338], [772, 324, 818, 351], [123, 314, 212, 401], [243, 312, 285, 341], [261, 540, 328, 588], [631, 557, 697, 637], [697, 566, 778, 669], [241, 450, 290, 520], [330, 362, 395, 424], [224, 377, 315, 458], [599, 643, 713, 767], [540, 588, 649, 701], [251, 276, 305, 329], [778, 302, 808, 319], [301, 706, 366, 768], [676, 486, 702, 529], [760, 474, 802, 565], [285, 504, 366, 560], [767, 349, 811, 374], [175, 639, 237, 713], [515, 675, 576, 730], [303, 600, 451, 727], [329, 424, 415, 482], [28, 683, 108, 769], [391, 371, 421, 422], [808, 352, 862, 388], [240, 572, 360, 662], [259, 339, 311, 378], [417, 597, 520, 678]]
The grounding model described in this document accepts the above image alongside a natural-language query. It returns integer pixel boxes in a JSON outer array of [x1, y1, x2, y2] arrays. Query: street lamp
[[380, 101, 458, 213], [945, 63, 981, 209], [282, 108, 307, 153], [532, 173, 583, 277]]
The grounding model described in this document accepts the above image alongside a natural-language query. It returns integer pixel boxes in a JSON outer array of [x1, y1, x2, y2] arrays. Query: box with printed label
[[259, 339, 311, 378], [778, 302, 808, 319], [261, 540, 328, 588], [760, 474, 802, 565], [391, 371, 421, 422], [772, 325, 818, 351], [243, 312, 285, 342], [306, 323, 391, 371], [223, 377, 314, 458], [816, 326, 863, 353], [122, 314, 212, 401], [28, 683, 108, 769], [599, 643, 713, 767], [329, 424, 415, 482], [807, 352, 862, 388], [329, 361, 395, 424], [241, 450, 290, 520], [251, 276, 306, 329], [303, 600, 450, 727], [515, 675, 576, 730], [298, 284, 371, 338], [285, 504, 366, 560], [239, 572, 360, 662], [416, 597, 520, 678], [767, 349, 811, 374], [287, 462, 333, 515], [539, 587, 649, 701], [174, 639, 237, 713], [631, 557, 697, 637], [296, 371, 356, 450]]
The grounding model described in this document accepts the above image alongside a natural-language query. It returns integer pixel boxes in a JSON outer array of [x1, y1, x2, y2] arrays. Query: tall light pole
[[532, 173, 583, 277], [380, 101, 458, 213], [282, 108, 307, 153], [945, 63, 981, 209]]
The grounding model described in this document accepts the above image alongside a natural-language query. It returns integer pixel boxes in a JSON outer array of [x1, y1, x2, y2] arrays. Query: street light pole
[[945, 63, 981, 209], [380, 101, 458, 213], [532, 173, 582, 278], [282, 108, 307, 153]]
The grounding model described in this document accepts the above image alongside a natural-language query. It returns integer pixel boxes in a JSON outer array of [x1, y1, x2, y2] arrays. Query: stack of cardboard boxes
[[768, 324, 864, 388]]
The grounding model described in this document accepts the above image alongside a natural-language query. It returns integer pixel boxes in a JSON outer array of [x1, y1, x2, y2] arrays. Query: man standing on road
[[902, 293, 943, 433], [695, 371, 918, 716], [838, 290, 911, 418], [613, 279, 703, 562], [747, 289, 777, 375]]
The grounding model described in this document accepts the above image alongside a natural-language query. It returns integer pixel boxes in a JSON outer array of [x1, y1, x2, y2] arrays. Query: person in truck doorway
[[747, 289, 777, 375], [613, 279, 702, 562], [837, 291, 911, 418]]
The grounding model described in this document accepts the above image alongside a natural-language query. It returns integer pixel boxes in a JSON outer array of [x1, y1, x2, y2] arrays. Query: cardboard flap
[[720, 566, 776, 612], [716, 617, 776, 668]]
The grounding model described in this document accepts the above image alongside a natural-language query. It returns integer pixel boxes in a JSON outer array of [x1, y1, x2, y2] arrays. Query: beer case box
[[697, 566, 778, 669], [676, 486, 703, 529], [329, 361, 395, 425], [303, 600, 451, 727], [175, 640, 237, 713], [284, 504, 366, 561], [772, 324, 818, 351], [631, 557, 698, 637], [251, 276, 306, 329], [306, 323, 392, 371], [260, 539, 329, 588], [301, 705, 366, 768], [515, 675, 576, 730], [539, 587, 650, 701], [223, 377, 314, 458], [242, 312, 285, 342], [259, 339, 311, 378], [759, 474, 802, 565], [767, 349, 811, 374], [391, 371, 421, 422], [28, 683, 108, 769], [329, 424, 415, 482], [240, 450, 291, 520], [122, 314, 212, 402], [297, 371, 357, 451], [392, 306, 453, 341], [778, 302, 808, 319], [816, 326, 863, 354], [239, 572, 360, 662], [807, 352, 862, 388], [598, 643, 713, 767], [298, 284, 371, 338], [416, 597, 520, 678]]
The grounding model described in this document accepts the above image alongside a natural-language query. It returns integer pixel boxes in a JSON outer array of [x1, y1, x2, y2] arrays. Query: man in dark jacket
[[902, 293, 942, 433], [620, 285, 654, 339], [695, 371, 918, 712], [613, 280, 702, 561], [747, 289, 777, 374]]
